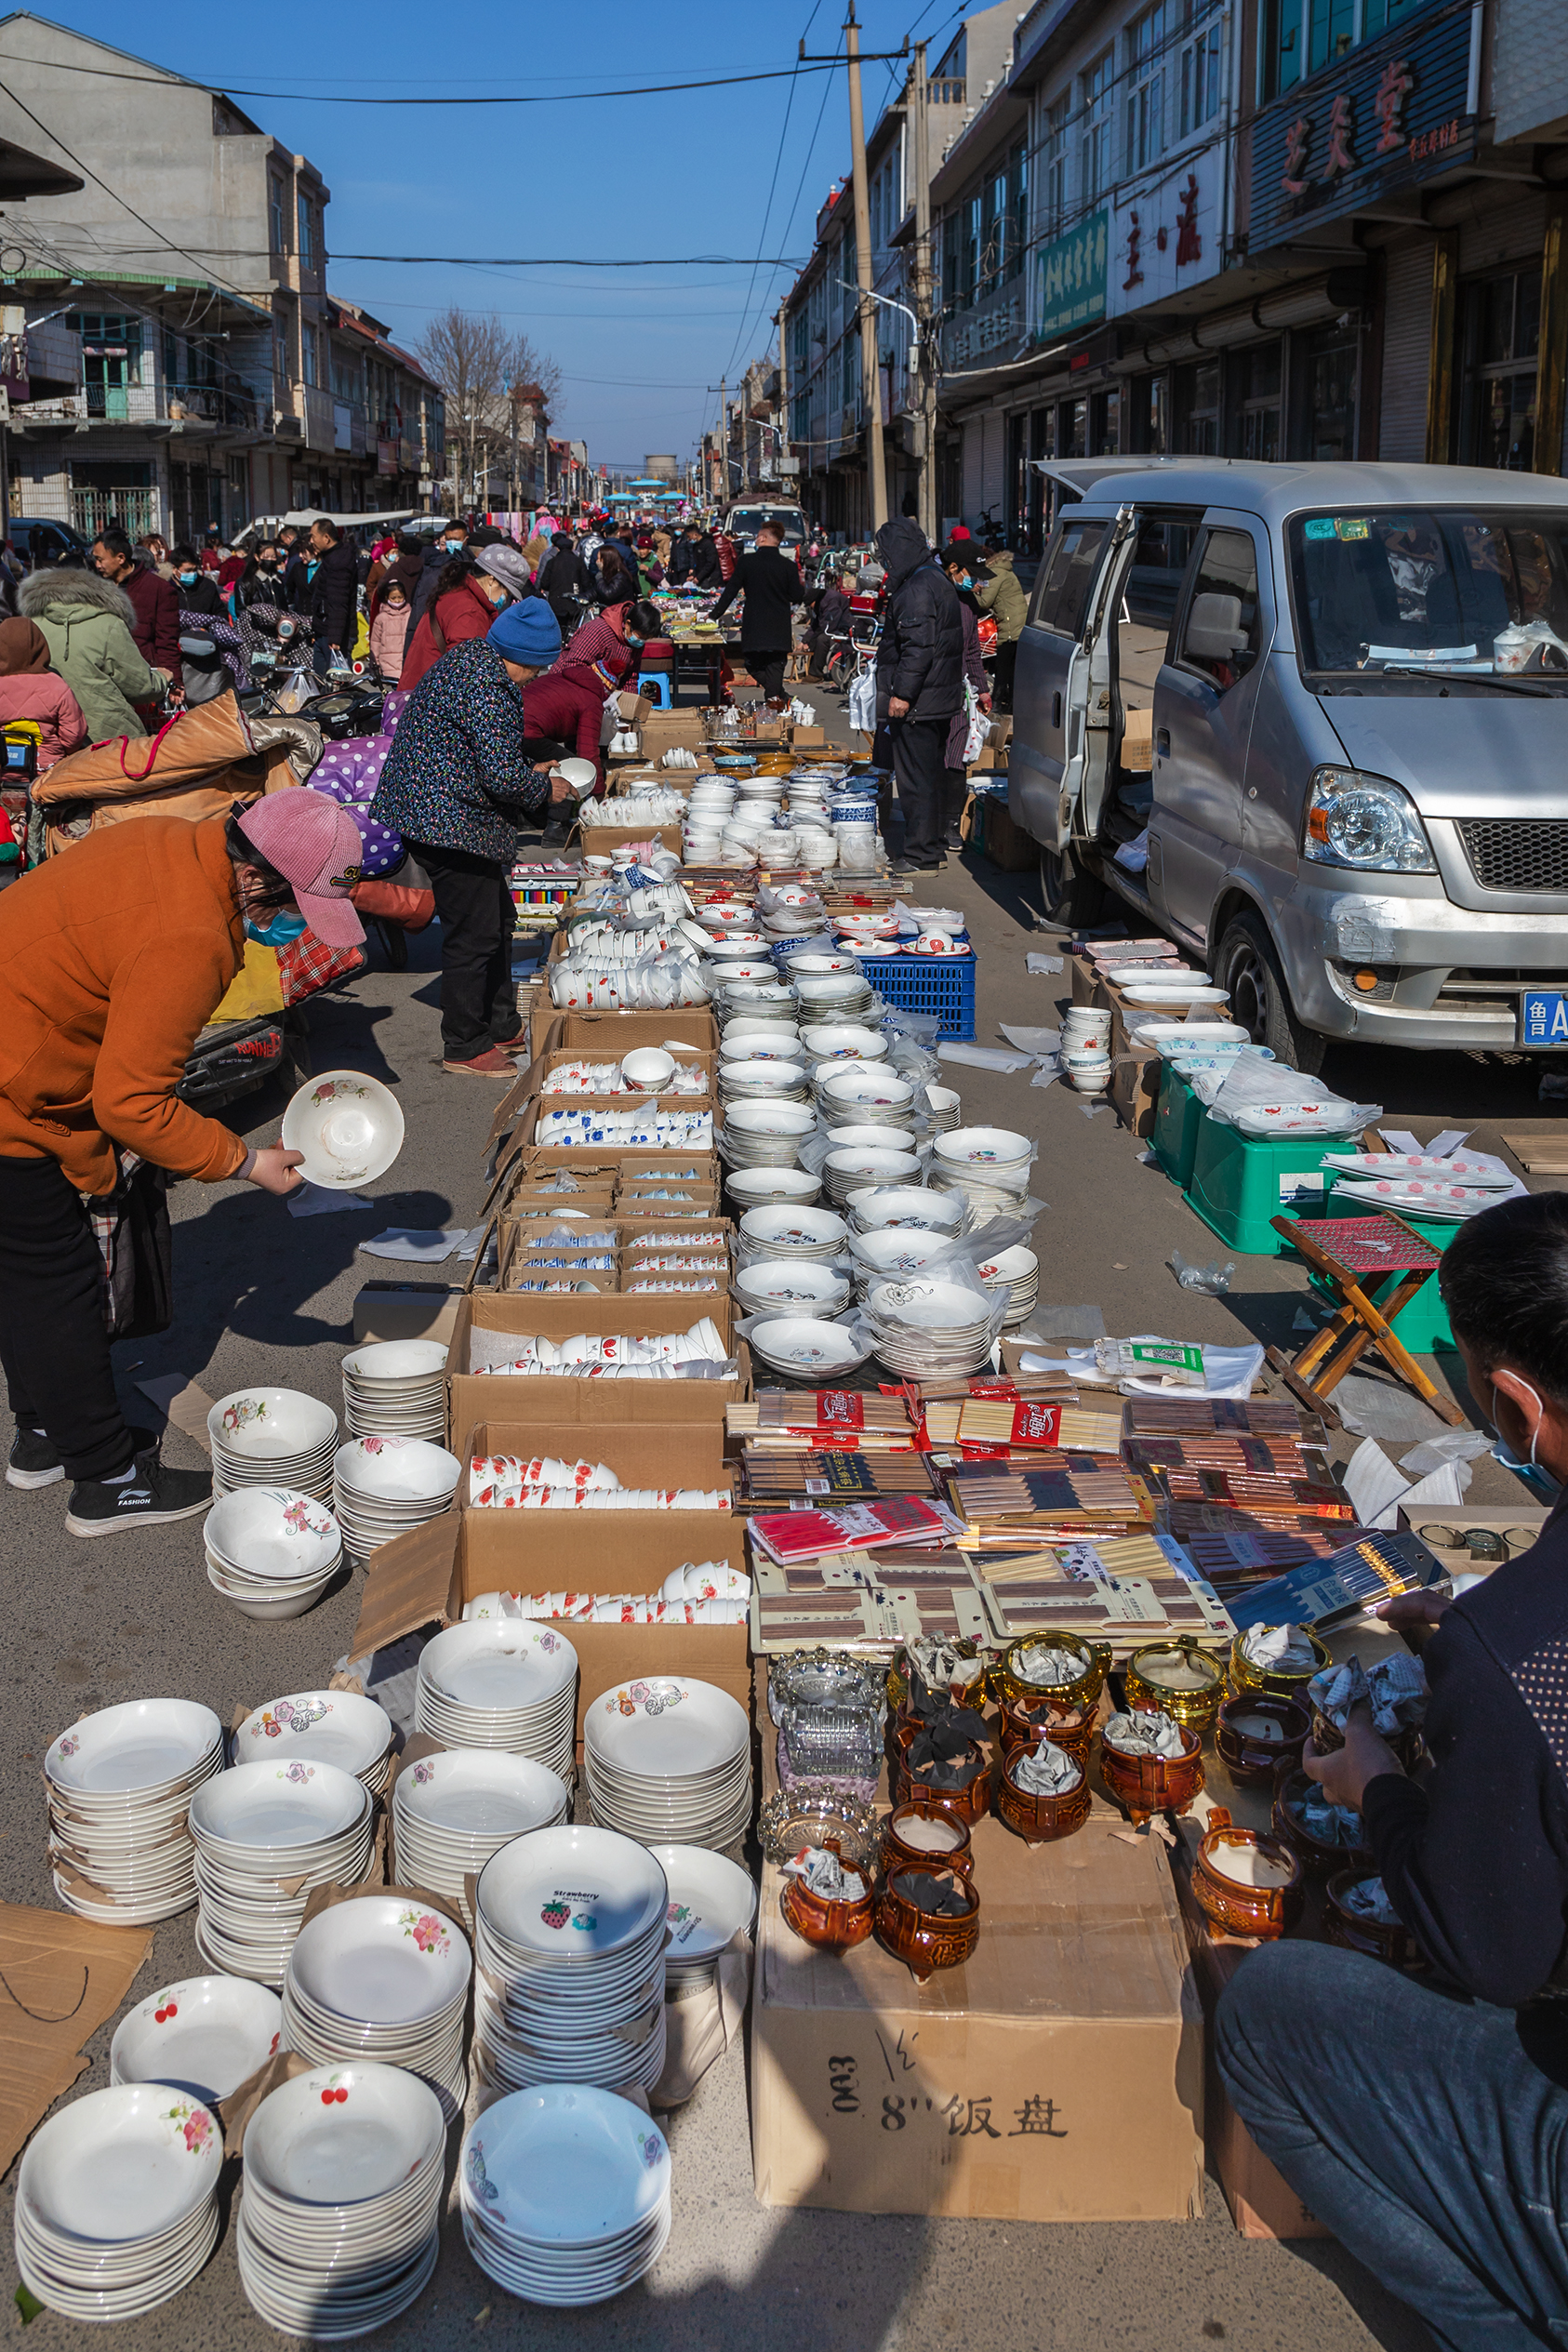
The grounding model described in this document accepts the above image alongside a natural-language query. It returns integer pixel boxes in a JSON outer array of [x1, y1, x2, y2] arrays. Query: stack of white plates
[[14, 2085, 222, 2323], [332, 1437, 460, 1566], [720, 1012, 799, 1042], [865, 1276, 998, 1378], [846, 1224, 953, 1297], [978, 1242, 1041, 1327], [923, 1082, 963, 1130], [204, 1487, 345, 1621], [795, 971, 874, 1018], [736, 1203, 847, 1268], [46, 1699, 223, 1926], [719, 1099, 815, 1169], [849, 1184, 967, 1238], [744, 1316, 871, 1383], [472, 1827, 670, 2098], [414, 1620, 578, 1777], [340, 1340, 448, 1443], [207, 1387, 339, 1504], [725, 1166, 822, 1211], [799, 1022, 887, 1061], [718, 1030, 805, 1065], [236, 2062, 444, 2339], [719, 1056, 810, 1104], [190, 1760, 376, 1986], [392, 1750, 569, 1922], [585, 1676, 753, 1851], [232, 1689, 394, 1799], [931, 1126, 1034, 1217], [734, 1259, 850, 1320], [459, 2086, 672, 2307], [649, 1845, 757, 1991], [111, 1974, 283, 2103], [823, 1145, 923, 1204], [817, 1064, 916, 1126], [282, 1895, 472, 2120]]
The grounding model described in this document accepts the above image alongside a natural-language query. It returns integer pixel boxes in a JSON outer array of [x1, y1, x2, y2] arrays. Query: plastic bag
[[1169, 1250, 1234, 1296], [847, 668, 877, 734], [1203, 1056, 1381, 1137]]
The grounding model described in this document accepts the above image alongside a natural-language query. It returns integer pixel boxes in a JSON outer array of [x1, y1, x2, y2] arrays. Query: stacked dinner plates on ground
[[817, 1063, 916, 1127], [14, 2083, 222, 2323], [208, 1387, 339, 1505], [734, 1259, 851, 1321], [930, 1127, 1034, 1218], [332, 1437, 460, 1566], [719, 1099, 816, 1171], [204, 1488, 344, 1622], [414, 1620, 578, 1778], [111, 1975, 284, 2104], [864, 1275, 1000, 1379], [282, 1894, 472, 2120], [46, 1698, 223, 1926], [978, 1242, 1041, 1328], [190, 1759, 375, 1986], [794, 969, 875, 1020], [231, 1688, 393, 1797], [735, 1203, 847, 1271], [392, 1750, 569, 1923], [823, 1145, 923, 1205], [648, 1845, 758, 1992], [846, 1224, 953, 1298], [340, 1340, 448, 1442], [459, 2085, 672, 2308], [724, 1165, 822, 1212], [585, 1676, 753, 1852], [472, 1827, 670, 2098], [236, 2062, 444, 2339]]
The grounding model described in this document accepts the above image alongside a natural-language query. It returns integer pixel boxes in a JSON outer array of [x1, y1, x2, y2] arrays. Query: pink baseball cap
[[235, 788, 366, 949]]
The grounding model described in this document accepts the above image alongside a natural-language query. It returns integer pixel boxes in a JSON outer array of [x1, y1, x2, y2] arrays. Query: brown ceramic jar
[[994, 1743, 1092, 1847], [1324, 1870, 1423, 1969], [1191, 1810, 1304, 1940], [873, 1863, 980, 1986], [894, 1721, 994, 1827], [1214, 1693, 1311, 1786], [882, 1803, 975, 1879], [778, 1844, 874, 1951], [1098, 1721, 1205, 1826], [997, 1692, 1095, 1768], [1271, 1769, 1374, 1875]]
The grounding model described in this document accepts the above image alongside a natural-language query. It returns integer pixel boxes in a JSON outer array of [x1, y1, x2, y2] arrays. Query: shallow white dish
[[46, 1699, 221, 1801], [475, 1825, 667, 1960], [231, 1691, 392, 1780], [206, 1388, 338, 1461], [20, 2082, 221, 2242], [748, 1317, 870, 1376], [111, 1976, 283, 2104], [281, 1070, 404, 1190], [205, 1488, 341, 1582]]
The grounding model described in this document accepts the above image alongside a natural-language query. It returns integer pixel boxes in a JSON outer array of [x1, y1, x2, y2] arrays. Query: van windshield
[[728, 508, 804, 542], [1289, 509, 1568, 684]]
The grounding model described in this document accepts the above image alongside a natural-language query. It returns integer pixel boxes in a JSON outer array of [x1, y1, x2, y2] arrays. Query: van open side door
[[1011, 503, 1135, 855]]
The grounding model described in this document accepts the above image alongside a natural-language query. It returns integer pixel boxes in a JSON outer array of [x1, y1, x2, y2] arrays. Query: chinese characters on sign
[[825, 2054, 1070, 2143], [1110, 151, 1222, 317], [1037, 211, 1108, 342]]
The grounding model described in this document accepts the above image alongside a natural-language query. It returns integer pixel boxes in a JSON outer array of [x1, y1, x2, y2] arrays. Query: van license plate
[[1521, 991, 1568, 1047]]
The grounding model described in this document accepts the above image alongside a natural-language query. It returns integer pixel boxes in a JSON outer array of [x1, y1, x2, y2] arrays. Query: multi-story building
[[0, 14, 443, 538]]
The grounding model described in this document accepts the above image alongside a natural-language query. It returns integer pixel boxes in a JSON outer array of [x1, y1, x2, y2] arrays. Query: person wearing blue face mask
[[169, 544, 224, 619]]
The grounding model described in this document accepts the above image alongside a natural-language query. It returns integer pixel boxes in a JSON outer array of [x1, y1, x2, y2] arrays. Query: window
[[1308, 0, 1353, 74], [1009, 141, 1027, 284], [1287, 508, 1568, 677], [298, 194, 314, 270], [269, 177, 286, 254], [1082, 48, 1114, 204], [1458, 266, 1541, 472], [1030, 517, 1110, 635], [1175, 358, 1220, 454], [1259, 0, 1422, 101], [1092, 387, 1121, 454], [1178, 2, 1223, 138], [1126, 5, 1166, 175], [1177, 528, 1261, 689], [1235, 341, 1282, 462], [302, 324, 317, 387], [1040, 97, 1068, 242]]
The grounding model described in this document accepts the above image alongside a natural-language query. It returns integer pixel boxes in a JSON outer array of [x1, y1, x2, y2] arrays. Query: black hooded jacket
[[671, 533, 722, 589], [873, 517, 963, 724]]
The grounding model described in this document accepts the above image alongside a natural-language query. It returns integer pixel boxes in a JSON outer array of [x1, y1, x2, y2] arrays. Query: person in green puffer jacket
[[973, 545, 1027, 712], [16, 567, 170, 742]]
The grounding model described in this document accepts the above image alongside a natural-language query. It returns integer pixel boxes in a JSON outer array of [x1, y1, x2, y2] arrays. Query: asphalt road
[[6, 690, 1555, 2349]]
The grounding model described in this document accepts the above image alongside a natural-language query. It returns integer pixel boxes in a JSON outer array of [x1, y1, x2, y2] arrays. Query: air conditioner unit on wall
[[273, 413, 302, 438]]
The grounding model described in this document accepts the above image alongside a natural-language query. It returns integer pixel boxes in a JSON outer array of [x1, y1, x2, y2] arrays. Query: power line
[[334, 253, 810, 268], [0, 51, 909, 106]]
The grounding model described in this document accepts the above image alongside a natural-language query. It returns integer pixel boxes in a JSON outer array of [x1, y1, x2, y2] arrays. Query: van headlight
[[1303, 768, 1436, 872]]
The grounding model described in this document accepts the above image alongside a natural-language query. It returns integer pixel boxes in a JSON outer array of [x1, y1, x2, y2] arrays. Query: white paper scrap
[[287, 1180, 374, 1218], [358, 1227, 469, 1264], [1025, 954, 1064, 976], [937, 1043, 1035, 1072]]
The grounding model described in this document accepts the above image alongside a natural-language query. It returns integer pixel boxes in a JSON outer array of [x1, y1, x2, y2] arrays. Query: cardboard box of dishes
[[445, 1292, 749, 1435], [350, 1415, 750, 1738]]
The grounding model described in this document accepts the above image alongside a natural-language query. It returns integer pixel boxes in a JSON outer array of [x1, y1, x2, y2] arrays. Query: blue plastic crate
[[858, 951, 977, 1040]]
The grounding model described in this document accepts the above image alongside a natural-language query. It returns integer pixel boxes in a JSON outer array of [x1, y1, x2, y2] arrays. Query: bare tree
[[417, 306, 562, 511]]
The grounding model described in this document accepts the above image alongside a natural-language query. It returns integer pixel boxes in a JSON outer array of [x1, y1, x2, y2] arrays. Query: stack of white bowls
[[231, 1689, 393, 1800], [795, 969, 875, 1019], [46, 1699, 222, 1926], [823, 1145, 924, 1205], [823, 1119, 919, 1157], [725, 1164, 823, 1211], [14, 2084, 222, 2323], [111, 1975, 284, 2104], [208, 1388, 339, 1504], [459, 2086, 672, 2308], [849, 1184, 967, 1238], [864, 1276, 999, 1379], [204, 1487, 344, 1621], [719, 1098, 816, 1170], [720, 1056, 810, 1107], [736, 1202, 848, 1270], [818, 1063, 916, 1127], [931, 1126, 1035, 1217], [846, 1224, 954, 1298], [923, 1082, 963, 1131], [472, 1827, 670, 2098], [340, 1340, 448, 1443], [734, 1259, 851, 1320], [800, 1021, 888, 1062], [190, 1760, 375, 1985], [282, 1894, 472, 2119], [585, 1676, 753, 1851], [722, 1009, 799, 1042], [650, 1845, 758, 1991], [332, 1437, 460, 1566], [718, 1029, 804, 1067], [236, 2063, 444, 2338], [414, 1620, 578, 1777], [744, 1317, 871, 1383], [783, 950, 863, 987], [978, 1242, 1041, 1327], [392, 1750, 570, 1922]]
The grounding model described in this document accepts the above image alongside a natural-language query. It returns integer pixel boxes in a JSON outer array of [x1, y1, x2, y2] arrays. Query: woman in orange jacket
[[0, 790, 365, 1537]]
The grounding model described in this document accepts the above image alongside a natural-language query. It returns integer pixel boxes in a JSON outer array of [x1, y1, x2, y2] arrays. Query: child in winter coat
[[367, 580, 409, 684], [0, 618, 88, 765]]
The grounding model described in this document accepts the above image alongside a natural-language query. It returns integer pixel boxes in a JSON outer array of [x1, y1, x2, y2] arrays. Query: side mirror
[[1184, 591, 1249, 663]]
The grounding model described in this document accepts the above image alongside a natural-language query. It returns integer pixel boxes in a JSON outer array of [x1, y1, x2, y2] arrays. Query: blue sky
[[12, 0, 965, 466]]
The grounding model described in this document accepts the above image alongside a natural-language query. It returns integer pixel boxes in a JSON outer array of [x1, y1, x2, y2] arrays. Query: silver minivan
[[1008, 458, 1568, 1069]]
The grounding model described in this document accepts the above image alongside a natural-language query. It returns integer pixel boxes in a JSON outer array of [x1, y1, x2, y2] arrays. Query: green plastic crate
[[1308, 1207, 1456, 1352], [1185, 1119, 1332, 1256], [1151, 1068, 1203, 1189]]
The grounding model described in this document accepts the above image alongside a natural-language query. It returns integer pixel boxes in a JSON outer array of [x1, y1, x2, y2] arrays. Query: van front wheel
[[1038, 840, 1105, 928], [1215, 910, 1327, 1076]]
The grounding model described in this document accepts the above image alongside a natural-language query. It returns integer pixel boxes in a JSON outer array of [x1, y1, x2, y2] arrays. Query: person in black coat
[[873, 515, 963, 871], [306, 518, 358, 656], [810, 571, 857, 674], [670, 526, 722, 590], [169, 544, 224, 618], [710, 521, 808, 703], [536, 537, 596, 625]]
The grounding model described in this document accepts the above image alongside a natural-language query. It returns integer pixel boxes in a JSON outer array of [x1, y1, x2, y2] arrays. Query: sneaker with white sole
[[65, 1449, 213, 1539], [7, 1426, 64, 1489]]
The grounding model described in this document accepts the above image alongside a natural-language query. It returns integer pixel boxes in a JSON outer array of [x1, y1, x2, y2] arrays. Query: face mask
[[179, 571, 197, 585], [245, 909, 308, 946], [444, 541, 462, 555], [1494, 1375, 1546, 1467], [258, 558, 278, 571]]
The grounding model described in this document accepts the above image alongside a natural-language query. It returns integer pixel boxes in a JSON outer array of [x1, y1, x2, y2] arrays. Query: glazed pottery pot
[[1123, 1640, 1229, 1739], [1228, 1627, 1332, 1704], [778, 1843, 874, 1951], [992, 1631, 1110, 1714], [1324, 1869, 1423, 1969], [1309, 1706, 1424, 1775], [882, 1803, 975, 1880], [1191, 1810, 1304, 1939], [1098, 1722, 1204, 1825], [886, 1642, 988, 1717], [994, 1745, 1092, 1846], [873, 1863, 980, 1986], [997, 1693, 1095, 1768], [894, 1723, 994, 1827], [1271, 1769, 1374, 1875], [1214, 1693, 1311, 1786]]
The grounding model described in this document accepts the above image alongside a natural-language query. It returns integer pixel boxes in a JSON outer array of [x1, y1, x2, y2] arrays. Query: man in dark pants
[[307, 517, 358, 666], [872, 515, 963, 872], [1218, 1188, 1568, 2352], [710, 519, 806, 702]]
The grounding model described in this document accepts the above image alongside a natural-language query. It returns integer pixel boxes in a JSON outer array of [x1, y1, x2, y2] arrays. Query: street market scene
[[0, 2, 1566, 2347]]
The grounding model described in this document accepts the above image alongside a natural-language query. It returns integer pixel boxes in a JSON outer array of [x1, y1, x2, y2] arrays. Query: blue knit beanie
[[487, 598, 562, 668]]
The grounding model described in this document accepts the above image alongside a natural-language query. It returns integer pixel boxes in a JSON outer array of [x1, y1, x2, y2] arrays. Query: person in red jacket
[[91, 527, 179, 677], [520, 668, 606, 835], [398, 559, 509, 692]]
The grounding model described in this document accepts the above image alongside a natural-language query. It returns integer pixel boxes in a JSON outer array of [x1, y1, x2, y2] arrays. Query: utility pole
[[777, 304, 790, 497], [844, 5, 887, 537], [910, 40, 938, 545]]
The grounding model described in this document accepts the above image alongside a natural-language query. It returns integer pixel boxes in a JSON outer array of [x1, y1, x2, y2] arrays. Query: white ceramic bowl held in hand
[[281, 1071, 404, 1190]]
